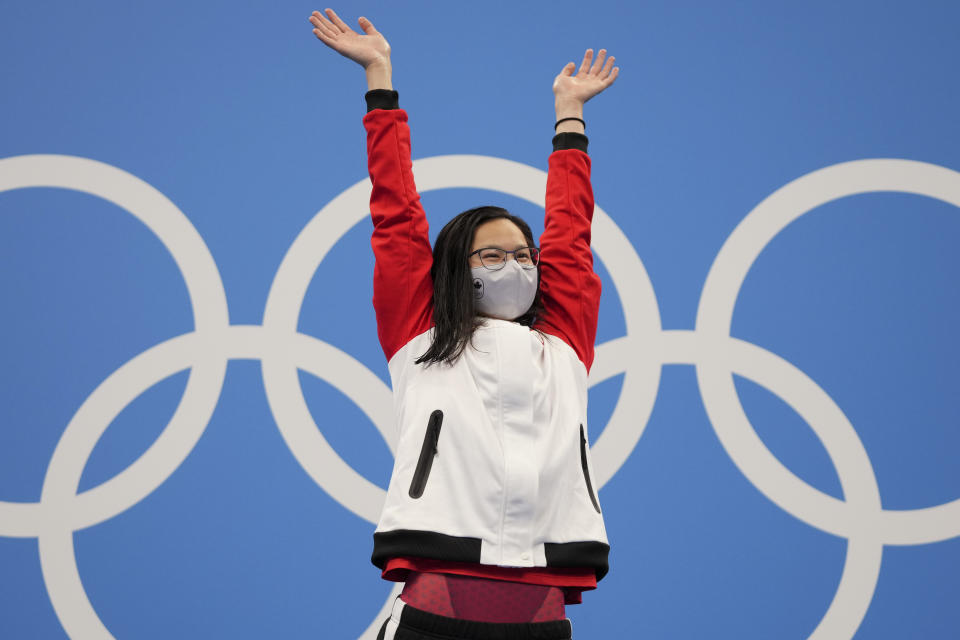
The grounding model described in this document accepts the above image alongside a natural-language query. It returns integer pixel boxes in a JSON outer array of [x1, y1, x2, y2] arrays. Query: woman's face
[[468, 218, 530, 268]]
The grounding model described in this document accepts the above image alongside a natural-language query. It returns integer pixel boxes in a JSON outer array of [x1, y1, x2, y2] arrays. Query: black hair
[[415, 206, 543, 366]]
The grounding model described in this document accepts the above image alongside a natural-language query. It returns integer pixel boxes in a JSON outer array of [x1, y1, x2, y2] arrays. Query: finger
[[601, 55, 615, 78], [559, 61, 575, 76], [358, 16, 379, 35], [315, 12, 340, 34], [314, 20, 339, 40], [578, 49, 593, 75], [324, 7, 352, 32], [590, 49, 607, 75], [607, 67, 620, 85], [312, 27, 334, 44]]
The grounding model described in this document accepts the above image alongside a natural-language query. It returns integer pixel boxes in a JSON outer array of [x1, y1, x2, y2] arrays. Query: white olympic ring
[[0, 153, 958, 640]]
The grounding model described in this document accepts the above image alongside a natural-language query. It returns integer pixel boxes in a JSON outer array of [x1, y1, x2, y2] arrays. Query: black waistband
[[397, 600, 572, 640]]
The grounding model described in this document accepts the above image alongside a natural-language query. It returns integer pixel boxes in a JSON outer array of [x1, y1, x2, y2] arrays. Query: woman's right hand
[[309, 8, 390, 70]]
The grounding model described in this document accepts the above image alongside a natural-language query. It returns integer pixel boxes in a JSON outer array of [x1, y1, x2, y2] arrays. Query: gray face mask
[[471, 260, 539, 320]]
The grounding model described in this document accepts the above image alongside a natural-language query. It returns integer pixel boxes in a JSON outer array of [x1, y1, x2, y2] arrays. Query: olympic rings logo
[[1, 154, 959, 639]]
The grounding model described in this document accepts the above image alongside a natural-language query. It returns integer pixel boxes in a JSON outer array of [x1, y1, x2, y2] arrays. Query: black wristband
[[365, 89, 399, 112], [554, 117, 586, 131]]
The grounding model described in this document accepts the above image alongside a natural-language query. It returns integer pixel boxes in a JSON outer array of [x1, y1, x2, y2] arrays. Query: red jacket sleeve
[[364, 108, 435, 362], [533, 149, 602, 373]]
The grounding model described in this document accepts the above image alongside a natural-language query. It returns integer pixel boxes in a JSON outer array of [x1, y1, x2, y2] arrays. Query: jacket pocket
[[409, 410, 443, 499], [580, 424, 601, 513]]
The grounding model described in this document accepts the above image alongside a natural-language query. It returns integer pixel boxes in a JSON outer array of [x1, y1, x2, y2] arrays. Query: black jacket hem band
[[372, 529, 609, 581]]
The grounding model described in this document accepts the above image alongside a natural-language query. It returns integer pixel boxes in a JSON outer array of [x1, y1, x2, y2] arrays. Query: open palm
[[553, 49, 619, 104], [309, 8, 390, 69]]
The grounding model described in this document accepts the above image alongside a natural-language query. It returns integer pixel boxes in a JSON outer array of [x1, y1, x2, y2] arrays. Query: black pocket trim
[[408, 410, 443, 499], [580, 424, 601, 513]]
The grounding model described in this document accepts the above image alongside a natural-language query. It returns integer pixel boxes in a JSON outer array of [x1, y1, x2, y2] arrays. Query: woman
[[309, 8, 619, 639]]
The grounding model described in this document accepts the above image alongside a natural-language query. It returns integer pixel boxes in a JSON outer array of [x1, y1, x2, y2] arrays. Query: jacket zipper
[[408, 410, 443, 499], [580, 424, 601, 513]]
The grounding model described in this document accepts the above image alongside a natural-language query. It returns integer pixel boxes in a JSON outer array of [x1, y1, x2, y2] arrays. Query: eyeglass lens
[[478, 248, 540, 269]]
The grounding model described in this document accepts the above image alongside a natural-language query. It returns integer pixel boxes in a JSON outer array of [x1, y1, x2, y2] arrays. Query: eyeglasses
[[467, 246, 540, 270]]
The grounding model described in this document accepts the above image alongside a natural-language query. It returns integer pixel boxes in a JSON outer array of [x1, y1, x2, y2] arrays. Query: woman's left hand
[[553, 49, 619, 106]]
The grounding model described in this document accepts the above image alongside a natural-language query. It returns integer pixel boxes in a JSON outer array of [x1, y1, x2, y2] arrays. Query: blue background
[[2, 1, 959, 638]]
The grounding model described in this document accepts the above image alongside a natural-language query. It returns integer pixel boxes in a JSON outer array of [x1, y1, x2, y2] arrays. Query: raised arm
[[309, 9, 434, 362], [535, 49, 619, 374]]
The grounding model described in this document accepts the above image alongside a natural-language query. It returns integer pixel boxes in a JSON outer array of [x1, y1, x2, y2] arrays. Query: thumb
[[358, 16, 379, 34], [560, 61, 575, 76]]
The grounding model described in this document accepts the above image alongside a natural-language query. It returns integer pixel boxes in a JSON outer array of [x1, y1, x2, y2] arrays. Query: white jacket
[[363, 103, 610, 580], [372, 321, 609, 578]]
